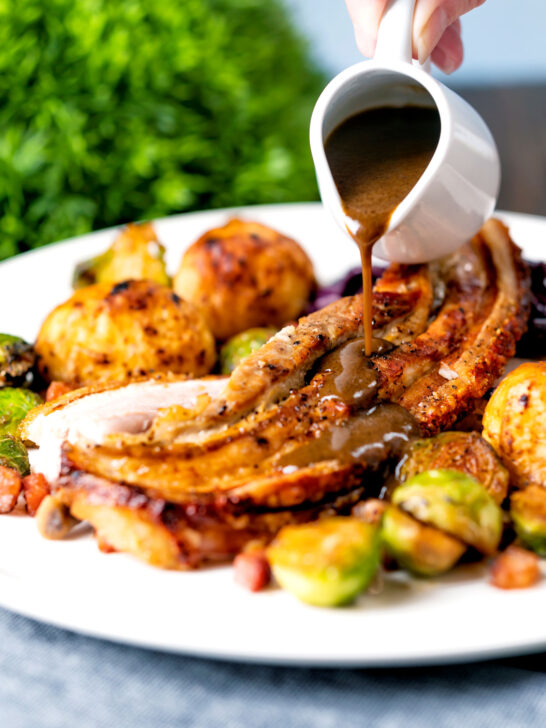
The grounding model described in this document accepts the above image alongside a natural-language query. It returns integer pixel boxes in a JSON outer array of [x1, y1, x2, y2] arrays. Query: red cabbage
[[517, 261, 546, 357]]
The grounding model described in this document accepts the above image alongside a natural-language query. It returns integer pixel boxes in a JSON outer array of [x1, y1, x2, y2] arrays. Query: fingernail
[[431, 45, 458, 74]]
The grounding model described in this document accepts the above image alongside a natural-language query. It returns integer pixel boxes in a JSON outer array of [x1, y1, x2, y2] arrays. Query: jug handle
[[375, 0, 427, 66]]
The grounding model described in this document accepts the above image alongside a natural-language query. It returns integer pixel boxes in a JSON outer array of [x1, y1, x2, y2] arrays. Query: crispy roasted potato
[[73, 222, 169, 289], [36, 280, 216, 386], [397, 431, 509, 504], [173, 219, 316, 340], [483, 362, 546, 488]]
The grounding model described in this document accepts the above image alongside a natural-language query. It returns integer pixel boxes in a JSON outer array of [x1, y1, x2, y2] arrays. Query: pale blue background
[[287, 0, 546, 85]]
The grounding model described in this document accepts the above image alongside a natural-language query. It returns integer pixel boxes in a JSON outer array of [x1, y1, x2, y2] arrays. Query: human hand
[[345, 0, 486, 74]]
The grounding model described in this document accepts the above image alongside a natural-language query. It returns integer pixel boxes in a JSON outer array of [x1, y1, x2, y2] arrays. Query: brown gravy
[[315, 337, 391, 409], [276, 336, 418, 471], [277, 403, 418, 470], [325, 105, 440, 355]]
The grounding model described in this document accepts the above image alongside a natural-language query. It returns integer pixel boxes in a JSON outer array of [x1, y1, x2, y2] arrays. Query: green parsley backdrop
[[0, 0, 325, 260]]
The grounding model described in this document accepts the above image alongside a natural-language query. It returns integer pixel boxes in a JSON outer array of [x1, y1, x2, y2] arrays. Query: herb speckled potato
[[173, 219, 316, 340], [483, 362, 546, 488], [35, 280, 215, 386]]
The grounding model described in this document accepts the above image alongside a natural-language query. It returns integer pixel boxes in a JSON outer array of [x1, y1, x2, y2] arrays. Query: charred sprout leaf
[[73, 223, 169, 289], [0, 334, 36, 388], [0, 388, 42, 437], [72, 250, 113, 289], [0, 435, 29, 476], [267, 517, 381, 607], [220, 328, 277, 375], [392, 469, 503, 555], [511, 486, 546, 556], [382, 505, 466, 577], [397, 431, 509, 505]]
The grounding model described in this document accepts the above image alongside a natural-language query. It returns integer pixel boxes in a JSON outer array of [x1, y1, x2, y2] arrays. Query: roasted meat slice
[[397, 220, 530, 433], [145, 262, 433, 443], [22, 376, 227, 482]]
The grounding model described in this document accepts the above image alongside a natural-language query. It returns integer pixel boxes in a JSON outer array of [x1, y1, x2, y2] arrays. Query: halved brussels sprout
[[0, 388, 42, 437], [219, 327, 277, 374], [392, 469, 503, 555], [73, 222, 169, 289], [0, 334, 36, 388], [382, 505, 466, 577], [0, 435, 29, 475], [267, 517, 381, 607], [511, 485, 546, 556], [397, 431, 509, 505]]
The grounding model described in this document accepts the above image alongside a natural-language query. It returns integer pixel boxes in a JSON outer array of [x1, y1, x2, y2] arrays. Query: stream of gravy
[[325, 105, 440, 355]]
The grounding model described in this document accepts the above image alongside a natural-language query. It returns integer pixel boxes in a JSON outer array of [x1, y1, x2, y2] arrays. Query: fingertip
[[431, 23, 464, 74]]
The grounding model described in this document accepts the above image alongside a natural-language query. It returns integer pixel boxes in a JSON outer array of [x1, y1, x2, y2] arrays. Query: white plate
[[0, 203, 543, 667]]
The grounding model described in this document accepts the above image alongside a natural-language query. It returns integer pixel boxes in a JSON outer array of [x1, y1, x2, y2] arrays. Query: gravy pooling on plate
[[325, 105, 441, 355]]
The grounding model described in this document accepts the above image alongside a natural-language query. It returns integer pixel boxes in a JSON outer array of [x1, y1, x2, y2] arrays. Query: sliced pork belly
[[22, 377, 226, 482]]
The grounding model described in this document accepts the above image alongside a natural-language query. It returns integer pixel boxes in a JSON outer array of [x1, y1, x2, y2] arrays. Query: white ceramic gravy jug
[[309, 0, 500, 264]]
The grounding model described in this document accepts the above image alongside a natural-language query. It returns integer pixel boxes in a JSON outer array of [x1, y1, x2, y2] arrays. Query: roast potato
[[36, 280, 216, 386], [173, 219, 316, 340], [483, 362, 546, 488]]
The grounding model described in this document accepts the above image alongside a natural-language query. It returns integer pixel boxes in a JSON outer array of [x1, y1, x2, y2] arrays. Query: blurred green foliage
[[0, 0, 325, 260]]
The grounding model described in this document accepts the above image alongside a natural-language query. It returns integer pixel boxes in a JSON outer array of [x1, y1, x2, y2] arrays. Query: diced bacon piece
[[490, 545, 540, 590], [22, 473, 51, 516], [233, 551, 271, 592], [352, 498, 387, 525], [0, 465, 22, 513], [45, 381, 74, 402]]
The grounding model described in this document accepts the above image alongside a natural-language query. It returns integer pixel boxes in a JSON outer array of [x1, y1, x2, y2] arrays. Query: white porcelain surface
[[0, 202, 543, 666], [309, 0, 501, 263]]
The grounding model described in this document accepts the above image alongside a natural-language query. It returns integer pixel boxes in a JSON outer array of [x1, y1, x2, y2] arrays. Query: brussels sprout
[[219, 327, 277, 374], [381, 505, 466, 577], [0, 388, 42, 437], [392, 469, 503, 555], [267, 517, 381, 607], [511, 486, 546, 556], [0, 334, 36, 388], [397, 431, 509, 505], [0, 435, 29, 476], [73, 223, 169, 289]]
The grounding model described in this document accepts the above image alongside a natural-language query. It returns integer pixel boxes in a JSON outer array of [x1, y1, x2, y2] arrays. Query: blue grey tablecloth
[[3, 608, 546, 727]]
